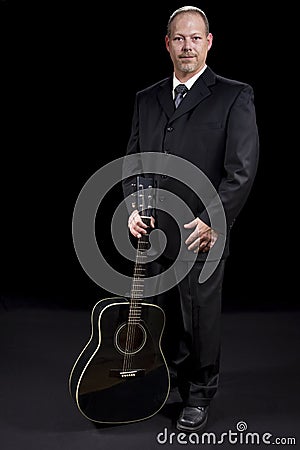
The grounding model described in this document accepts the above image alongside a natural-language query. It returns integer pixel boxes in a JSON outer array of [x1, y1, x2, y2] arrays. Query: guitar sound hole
[[115, 323, 147, 355]]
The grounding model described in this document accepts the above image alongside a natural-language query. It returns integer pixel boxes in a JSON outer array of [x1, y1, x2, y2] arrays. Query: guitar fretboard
[[129, 236, 149, 322]]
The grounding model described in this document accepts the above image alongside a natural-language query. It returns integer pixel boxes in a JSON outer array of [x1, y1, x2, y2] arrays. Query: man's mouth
[[179, 55, 195, 59]]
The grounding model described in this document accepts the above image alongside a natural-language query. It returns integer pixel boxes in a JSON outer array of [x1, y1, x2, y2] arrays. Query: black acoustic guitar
[[69, 179, 170, 424]]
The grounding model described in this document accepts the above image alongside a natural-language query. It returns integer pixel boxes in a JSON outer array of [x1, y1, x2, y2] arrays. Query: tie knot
[[175, 84, 188, 95], [174, 84, 188, 108]]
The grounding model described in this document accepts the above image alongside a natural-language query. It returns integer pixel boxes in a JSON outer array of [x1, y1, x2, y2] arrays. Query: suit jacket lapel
[[157, 77, 174, 119], [157, 67, 217, 122], [171, 67, 216, 121]]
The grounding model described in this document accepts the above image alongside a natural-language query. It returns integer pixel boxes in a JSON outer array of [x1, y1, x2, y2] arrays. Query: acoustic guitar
[[68, 179, 170, 424]]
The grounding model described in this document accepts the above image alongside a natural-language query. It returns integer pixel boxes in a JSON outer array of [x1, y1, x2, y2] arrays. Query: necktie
[[174, 84, 188, 108]]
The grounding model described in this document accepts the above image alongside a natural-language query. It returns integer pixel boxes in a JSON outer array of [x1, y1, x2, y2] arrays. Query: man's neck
[[174, 65, 207, 86]]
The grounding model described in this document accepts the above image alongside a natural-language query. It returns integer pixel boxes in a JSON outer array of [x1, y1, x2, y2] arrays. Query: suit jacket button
[[166, 126, 174, 132]]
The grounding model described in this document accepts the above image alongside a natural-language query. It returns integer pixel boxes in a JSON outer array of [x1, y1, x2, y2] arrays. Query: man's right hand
[[128, 210, 155, 238]]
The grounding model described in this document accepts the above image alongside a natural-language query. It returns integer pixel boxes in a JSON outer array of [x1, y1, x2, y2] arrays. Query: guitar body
[[69, 297, 170, 424]]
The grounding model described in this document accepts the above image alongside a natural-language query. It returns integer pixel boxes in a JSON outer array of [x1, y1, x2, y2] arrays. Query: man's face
[[165, 12, 213, 79]]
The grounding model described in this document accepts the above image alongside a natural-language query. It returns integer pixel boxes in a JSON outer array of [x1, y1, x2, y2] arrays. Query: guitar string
[[124, 186, 146, 371], [129, 244, 142, 370], [122, 186, 142, 372], [123, 238, 145, 371], [123, 186, 151, 373], [127, 240, 147, 368], [123, 244, 139, 371]]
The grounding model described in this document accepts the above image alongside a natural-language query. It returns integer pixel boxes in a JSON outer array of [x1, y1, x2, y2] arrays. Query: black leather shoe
[[176, 406, 208, 432]]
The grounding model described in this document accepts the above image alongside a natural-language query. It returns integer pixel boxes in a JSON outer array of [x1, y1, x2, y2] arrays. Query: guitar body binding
[[69, 297, 170, 424]]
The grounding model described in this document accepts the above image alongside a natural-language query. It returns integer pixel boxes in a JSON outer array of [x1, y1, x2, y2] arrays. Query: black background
[[0, 0, 293, 311]]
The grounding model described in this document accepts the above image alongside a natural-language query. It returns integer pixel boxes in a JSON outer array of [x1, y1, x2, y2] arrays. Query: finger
[[210, 231, 218, 246], [129, 215, 148, 231], [128, 210, 139, 223], [190, 234, 211, 253], [128, 226, 141, 238], [135, 219, 148, 229], [185, 234, 197, 246], [199, 233, 214, 251], [129, 219, 147, 235], [187, 237, 200, 251], [133, 231, 142, 238], [129, 227, 143, 239], [185, 229, 199, 246], [199, 241, 210, 252], [183, 218, 197, 229], [131, 224, 147, 235]]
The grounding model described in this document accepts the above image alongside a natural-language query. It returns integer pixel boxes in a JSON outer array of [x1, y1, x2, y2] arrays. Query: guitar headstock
[[131, 176, 153, 219]]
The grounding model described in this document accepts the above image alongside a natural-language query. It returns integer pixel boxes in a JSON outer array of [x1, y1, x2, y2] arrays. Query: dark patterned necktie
[[174, 84, 188, 108]]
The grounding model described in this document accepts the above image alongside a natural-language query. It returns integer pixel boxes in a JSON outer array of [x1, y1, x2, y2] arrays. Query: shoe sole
[[176, 415, 208, 433]]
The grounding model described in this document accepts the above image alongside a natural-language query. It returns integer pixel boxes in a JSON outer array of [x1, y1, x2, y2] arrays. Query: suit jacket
[[123, 66, 259, 260]]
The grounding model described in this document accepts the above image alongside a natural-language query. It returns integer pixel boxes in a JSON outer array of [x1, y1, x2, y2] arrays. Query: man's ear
[[165, 35, 170, 53], [207, 33, 213, 51]]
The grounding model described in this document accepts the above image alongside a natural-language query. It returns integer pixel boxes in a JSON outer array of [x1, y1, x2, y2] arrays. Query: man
[[123, 6, 259, 432]]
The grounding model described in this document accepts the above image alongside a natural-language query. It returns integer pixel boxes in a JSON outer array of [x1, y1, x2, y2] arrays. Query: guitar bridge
[[109, 369, 145, 378]]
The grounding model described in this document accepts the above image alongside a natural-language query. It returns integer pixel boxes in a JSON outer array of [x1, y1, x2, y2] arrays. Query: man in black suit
[[123, 6, 259, 432]]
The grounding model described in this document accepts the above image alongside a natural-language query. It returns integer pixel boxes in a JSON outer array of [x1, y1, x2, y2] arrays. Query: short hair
[[167, 6, 209, 37]]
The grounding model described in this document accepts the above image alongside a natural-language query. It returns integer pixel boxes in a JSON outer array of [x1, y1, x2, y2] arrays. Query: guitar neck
[[130, 224, 149, 300], [129, 181, 153, 314]]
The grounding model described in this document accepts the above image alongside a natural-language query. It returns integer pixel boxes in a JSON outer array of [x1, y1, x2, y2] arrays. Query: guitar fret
[[128, 185, 152, 349]]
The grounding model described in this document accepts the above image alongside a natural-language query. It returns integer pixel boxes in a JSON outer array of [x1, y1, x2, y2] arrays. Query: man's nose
[[182, 38, 193, 51]]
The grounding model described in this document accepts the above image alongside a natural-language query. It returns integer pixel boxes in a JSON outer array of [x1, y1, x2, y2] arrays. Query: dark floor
[[0, 304, 299, 450]]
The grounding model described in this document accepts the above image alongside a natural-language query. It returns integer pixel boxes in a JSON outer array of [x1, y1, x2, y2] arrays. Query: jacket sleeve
[[121, 94, 142, 210], [199, 85, 259, 232]]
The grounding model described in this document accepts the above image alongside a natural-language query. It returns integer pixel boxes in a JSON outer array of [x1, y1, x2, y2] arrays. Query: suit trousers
[[147, 256, 226, 407]]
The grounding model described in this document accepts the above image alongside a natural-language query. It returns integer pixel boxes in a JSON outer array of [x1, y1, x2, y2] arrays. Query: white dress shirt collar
[[173, 65, 207, 98]]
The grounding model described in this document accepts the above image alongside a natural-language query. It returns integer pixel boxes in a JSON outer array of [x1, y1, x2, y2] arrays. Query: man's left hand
[[184, 218, 218, 253]]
